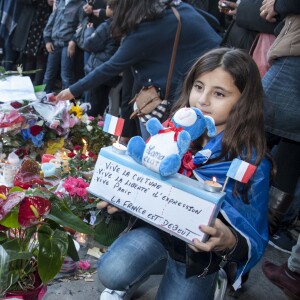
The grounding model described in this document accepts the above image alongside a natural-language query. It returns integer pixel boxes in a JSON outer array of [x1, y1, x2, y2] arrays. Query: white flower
[[86, 125, 93, 132], [81, 114, 89, 124]]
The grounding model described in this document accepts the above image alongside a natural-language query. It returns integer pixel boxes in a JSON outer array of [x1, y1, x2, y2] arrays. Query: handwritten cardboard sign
[[89, 147, 224, 243]]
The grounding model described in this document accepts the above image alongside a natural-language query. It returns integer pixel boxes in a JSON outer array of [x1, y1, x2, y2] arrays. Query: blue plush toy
[[127, 107, 217, 177]]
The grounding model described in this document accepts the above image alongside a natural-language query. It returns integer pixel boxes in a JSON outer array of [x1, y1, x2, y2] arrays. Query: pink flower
[[62, 177, 89, 198], [97, 121, 104, 127], [88, 116, 95, 121], [78, 260, 90, 270]]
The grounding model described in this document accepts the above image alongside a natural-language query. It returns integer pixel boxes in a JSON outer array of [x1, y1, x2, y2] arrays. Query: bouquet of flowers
[[65, 145, 98, 179], [66, 114, 112, 154], [55, 176, 99, 221]]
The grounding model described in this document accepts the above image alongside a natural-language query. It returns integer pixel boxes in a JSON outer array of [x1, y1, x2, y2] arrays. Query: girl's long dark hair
[[111, 0, 171, 40], [172, 48, 267, 166]]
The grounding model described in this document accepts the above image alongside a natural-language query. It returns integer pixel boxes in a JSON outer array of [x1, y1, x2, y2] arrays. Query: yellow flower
[[69, 105, 83, 118], [46, 138, 65, 154]]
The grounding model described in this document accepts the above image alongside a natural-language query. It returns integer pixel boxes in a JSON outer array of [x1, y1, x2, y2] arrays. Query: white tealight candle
[[76, 233, 87, 246], [203, 177, 222, 193], [112, 142, 127, 155]]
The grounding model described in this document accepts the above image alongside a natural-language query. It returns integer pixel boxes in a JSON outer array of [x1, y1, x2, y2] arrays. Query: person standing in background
[[11, 0, 54, 85]]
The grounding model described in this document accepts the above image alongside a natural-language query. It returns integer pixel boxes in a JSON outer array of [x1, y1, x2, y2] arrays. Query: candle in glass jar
[[76, 233, 87, 246], [112, 142, 127, 155], [203, 177, 222, 193]]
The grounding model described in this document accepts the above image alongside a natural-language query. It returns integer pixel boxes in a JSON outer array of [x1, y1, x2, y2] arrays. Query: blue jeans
[[289, 235, 300, 272], [43, 45, 75, 93], [263, 56, 300, 142], [97, 226, 217, 300]]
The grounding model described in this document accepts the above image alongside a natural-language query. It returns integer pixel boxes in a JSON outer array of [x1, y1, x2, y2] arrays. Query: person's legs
[[43, 46, 62, 93], [288, 235, 300, 273], [156, 258, 217, 300], [108, 80, 123, 117], [61, 46, 75, 90], [87, 85, 110, 117], [98, 226, 167, 292], [263, 235, 300, 299]]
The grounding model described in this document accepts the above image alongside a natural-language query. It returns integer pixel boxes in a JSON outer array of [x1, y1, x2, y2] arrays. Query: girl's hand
[[188, 218, 237, 253], [56, 88, 74, 101], [87, 22, 94, 28], [97, 201, 122, 214]]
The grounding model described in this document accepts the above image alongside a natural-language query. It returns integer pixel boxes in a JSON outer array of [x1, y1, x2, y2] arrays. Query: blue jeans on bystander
[[43, 45, 75, 93]]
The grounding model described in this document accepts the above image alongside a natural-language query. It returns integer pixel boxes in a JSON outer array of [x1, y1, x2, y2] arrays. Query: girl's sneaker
[[100, 289, 127, 300]]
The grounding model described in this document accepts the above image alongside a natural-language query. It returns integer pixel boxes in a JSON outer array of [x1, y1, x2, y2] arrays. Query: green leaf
[[46, 200, 94, 235], [0, 208, 20, 228], [66, 235, 79, 262], [0, 232, 8, 243], [9, 186, 24, 193], [38, 225, 69, 283]]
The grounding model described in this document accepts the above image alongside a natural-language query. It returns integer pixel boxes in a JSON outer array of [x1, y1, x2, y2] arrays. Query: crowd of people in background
[[0, 0, 299, 299]]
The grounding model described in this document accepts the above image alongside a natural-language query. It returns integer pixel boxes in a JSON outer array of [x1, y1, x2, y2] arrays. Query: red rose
[[68, 152, 76, 158], [80, 154, 87, 160], [30, 125, 43, 136], [88, 151, 95, 158], [15, 148, 28, 159], [73, 145, 82, 151], [10, 101, 23, 109]]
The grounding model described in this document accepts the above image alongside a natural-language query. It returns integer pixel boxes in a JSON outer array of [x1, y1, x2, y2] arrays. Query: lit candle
[[76, 233, 87, 246], [112, 142, 127, 155], [82, 139, 88, 155], [203, 177, 222, 193]]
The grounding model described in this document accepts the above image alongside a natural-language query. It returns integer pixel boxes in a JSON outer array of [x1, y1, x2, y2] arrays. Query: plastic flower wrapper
[[13, 157, 52, 189]]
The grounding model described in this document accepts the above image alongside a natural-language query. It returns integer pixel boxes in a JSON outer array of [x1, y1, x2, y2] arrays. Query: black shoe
[[268, 230, 296, 254]]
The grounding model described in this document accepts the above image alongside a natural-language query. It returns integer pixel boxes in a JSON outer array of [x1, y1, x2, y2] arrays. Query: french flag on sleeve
[[226, 158, 257, 183], [103, 114, 125, 136]]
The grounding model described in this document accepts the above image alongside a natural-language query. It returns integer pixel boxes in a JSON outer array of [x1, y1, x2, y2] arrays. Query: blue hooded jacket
[[193, 132, 270, 289]]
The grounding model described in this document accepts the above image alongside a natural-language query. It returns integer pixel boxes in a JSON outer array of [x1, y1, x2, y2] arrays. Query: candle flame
[[82, 138, 87, 144], [212, 177, 217, 183]]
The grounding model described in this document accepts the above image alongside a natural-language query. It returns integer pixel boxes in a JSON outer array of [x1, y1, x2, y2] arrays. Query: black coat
[[11, 0, 52, 52]]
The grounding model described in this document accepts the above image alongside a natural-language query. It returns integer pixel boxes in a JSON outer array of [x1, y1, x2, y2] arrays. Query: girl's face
[[189, 67, 241, 134]]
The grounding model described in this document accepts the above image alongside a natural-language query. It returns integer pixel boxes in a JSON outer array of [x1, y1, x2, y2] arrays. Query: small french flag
[[226, 159, 257, 183], [103, 114, 125, 136]]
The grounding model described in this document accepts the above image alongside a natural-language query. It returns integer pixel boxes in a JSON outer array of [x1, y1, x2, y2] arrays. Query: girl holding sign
[[97, 48, 272, 300]]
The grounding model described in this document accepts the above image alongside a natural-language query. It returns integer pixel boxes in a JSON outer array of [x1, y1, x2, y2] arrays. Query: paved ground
[[43, 236, 290, 300]]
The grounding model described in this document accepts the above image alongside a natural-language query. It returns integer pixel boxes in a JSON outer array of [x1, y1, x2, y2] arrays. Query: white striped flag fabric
[[226, 158, 257, 183], [103, 114, 124, 136]]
